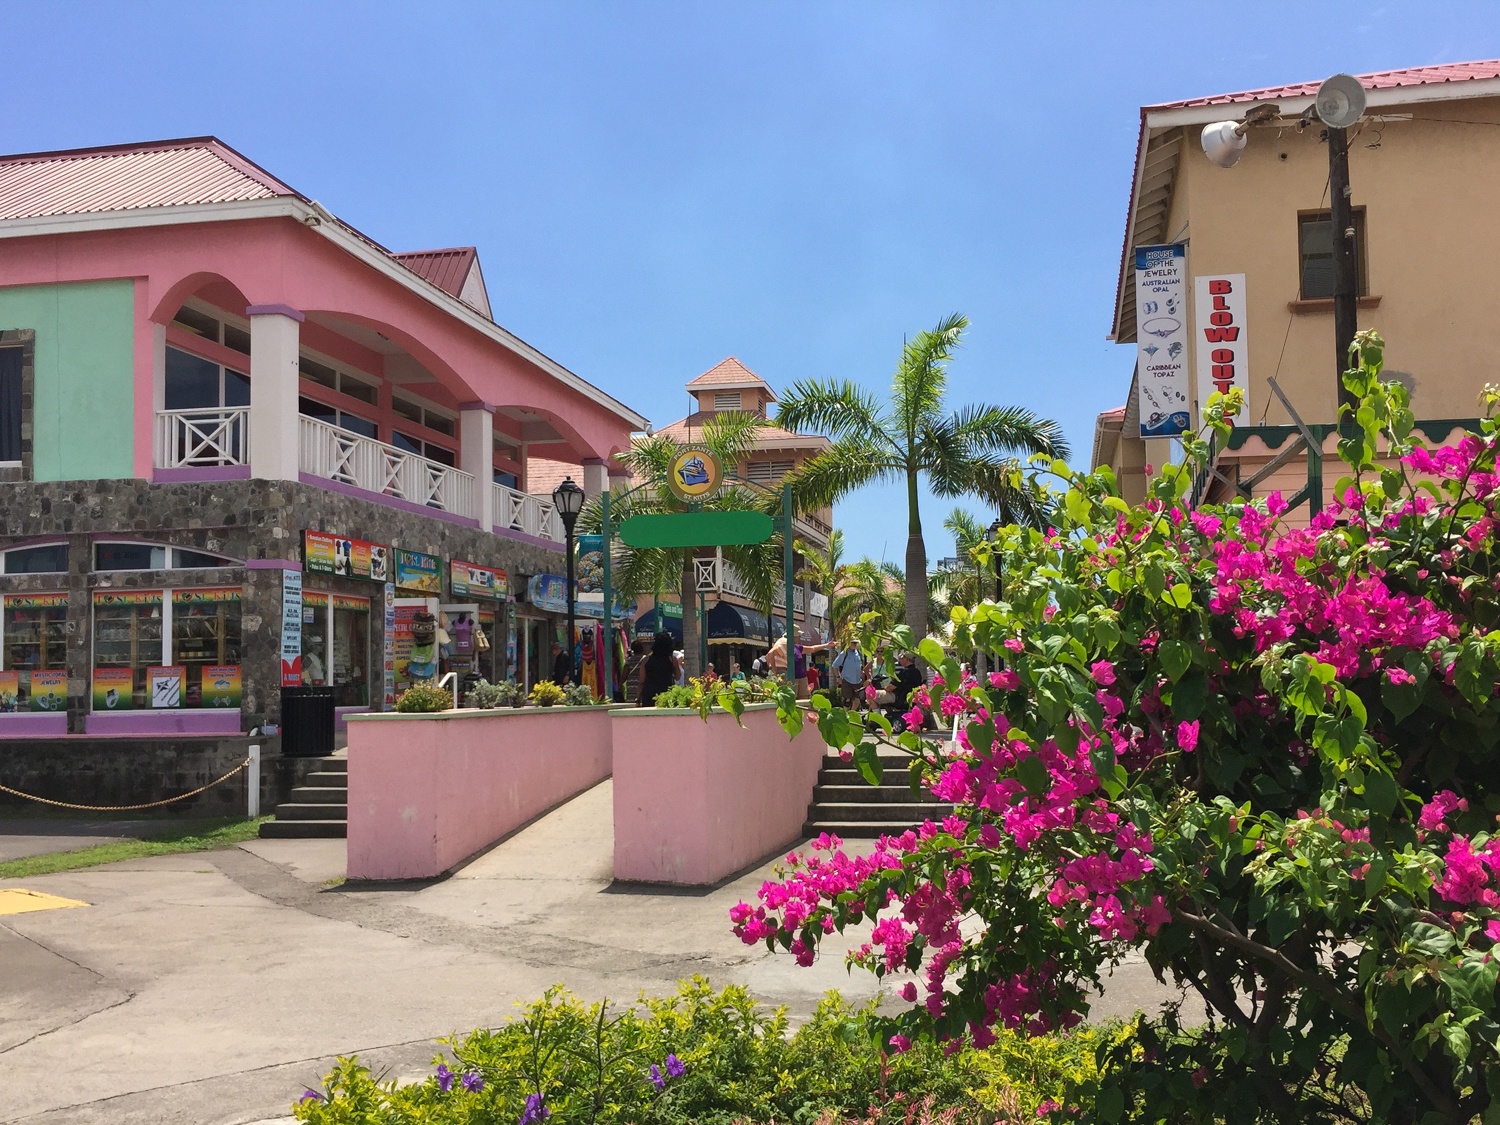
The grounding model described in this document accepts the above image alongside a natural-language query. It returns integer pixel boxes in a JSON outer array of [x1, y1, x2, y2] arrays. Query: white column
[[460, 402, 495, 531], [581, 458, 608, 499], [247, 306, 303, 481]]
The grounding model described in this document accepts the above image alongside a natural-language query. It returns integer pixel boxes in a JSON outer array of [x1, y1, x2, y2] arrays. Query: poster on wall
[[148, 666, 185, 709], [1194, 273, 1249, 425], [281, 569, 303, 687], [92, 667, 135, 711], [29, 670, 66, 713], [383, 582, 396, 708], [449, 560, 507, 600], [1134, 243, 1191, 437], [392, 603, 419, 692], [0, 670, 17, 713], [304, 531, 390, 582], [394, 549, 442, 595], [527, 573, 569, 614], [201, 665, 242, 708]]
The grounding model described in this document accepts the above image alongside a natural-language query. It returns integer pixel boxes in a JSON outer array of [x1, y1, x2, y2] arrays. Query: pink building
[[0, 137, 645, 758]]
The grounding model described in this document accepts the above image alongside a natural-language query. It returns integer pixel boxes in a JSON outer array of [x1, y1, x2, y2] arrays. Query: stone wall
[[0, 734, 322, 818], [0, 477, 565, 728]]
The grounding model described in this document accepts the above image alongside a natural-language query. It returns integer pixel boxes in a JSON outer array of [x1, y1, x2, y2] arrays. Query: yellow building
[[1094, 60, 1500, 514]]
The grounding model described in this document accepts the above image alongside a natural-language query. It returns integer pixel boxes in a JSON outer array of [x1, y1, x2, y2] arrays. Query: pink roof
[[1146, 59, 1500, 110], [686, 357, 776, 398], [392, 247, 478, 299], [0, 137, 296, 221]]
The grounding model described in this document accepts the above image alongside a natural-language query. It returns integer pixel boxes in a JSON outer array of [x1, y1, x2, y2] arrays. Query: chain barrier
[[0, 756, 252, 812]]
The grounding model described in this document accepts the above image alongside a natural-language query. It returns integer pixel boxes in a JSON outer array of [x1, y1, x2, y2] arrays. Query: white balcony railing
[[154, 407, 249, 468], [299, 416, 477, 517], [494, 482, 564, 543], [721, 562, 806, 613]]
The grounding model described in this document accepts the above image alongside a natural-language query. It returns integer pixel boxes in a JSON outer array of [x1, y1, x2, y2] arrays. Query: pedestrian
[[831, 634, 864, 709], [550, 639, 572, 686], [638, 632, 681, 707]]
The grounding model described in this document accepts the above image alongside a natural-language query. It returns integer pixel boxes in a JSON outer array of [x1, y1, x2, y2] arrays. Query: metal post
[[247, 743, 261, 819], [1328, 125, 1359, 413], [601, 490, 613, 703], [783, 483, 795, 678], [699, 587, 707, 674], [564, 524, 577, 685]]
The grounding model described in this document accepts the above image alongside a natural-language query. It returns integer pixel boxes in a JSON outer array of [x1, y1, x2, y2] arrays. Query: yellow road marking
[[0, 889, 89, 916]]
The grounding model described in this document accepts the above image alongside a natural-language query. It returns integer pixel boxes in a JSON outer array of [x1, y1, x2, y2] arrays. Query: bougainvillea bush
[[738, 333, 1500, 1123]]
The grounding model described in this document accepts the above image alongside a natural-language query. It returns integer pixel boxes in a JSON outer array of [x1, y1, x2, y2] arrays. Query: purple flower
[[664, 1053, 685, 1078], [520, 1093, 550, 1125], [461, 1070, 485, 1093], [435, 1063, 454, 1093], [648, 1063, 666, 1090], [299, 1089, 324, 1103]]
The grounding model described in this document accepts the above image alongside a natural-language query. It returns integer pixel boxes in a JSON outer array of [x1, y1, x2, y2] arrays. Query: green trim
[[1226, 418, 1480, 451]]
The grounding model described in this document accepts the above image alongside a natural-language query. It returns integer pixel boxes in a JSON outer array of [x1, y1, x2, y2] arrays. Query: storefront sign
[[449, 559, 507, 600], [93, 590, 163, 607], [0, 670, 19, 712], [382, 582, 396, 708], [1134, 243, 1191, 437], [1194, 273, 1249, 425], [527, 573, 569, 614], [28, 669, 66, 712], [392, 603, 419, 691], [3, 593, 68, 609], [148, 665, 185, 709], [201, 665, 242, 708], [304, 531, 390, 582], [92, 667, 135, 711], [577, 536, 604, 593], [394, 549, 442, 594], [667, 448, 723, 502], [281, 570, 303, 687], [173, 587, 240, 605]]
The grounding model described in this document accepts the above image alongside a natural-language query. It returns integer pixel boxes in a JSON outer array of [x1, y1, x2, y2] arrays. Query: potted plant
[[464, 679, 525, 709], [529, 680, 565, 708], [562, 683, 598, 706], [394, 681, 453, 713]]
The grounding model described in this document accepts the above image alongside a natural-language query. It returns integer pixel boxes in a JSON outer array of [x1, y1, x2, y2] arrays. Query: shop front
[[518, 573, 567, 691], [705, 600, 771, 678], [446, 558, 509, 686], [0, 592, 69, 735]]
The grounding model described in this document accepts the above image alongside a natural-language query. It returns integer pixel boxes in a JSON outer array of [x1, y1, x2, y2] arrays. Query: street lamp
[[552, 476, 586, 684], [988, 518, 1003, 602]]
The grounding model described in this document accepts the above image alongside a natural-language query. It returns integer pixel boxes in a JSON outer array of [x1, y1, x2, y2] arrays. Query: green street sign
[[620, 510, 776, 549]]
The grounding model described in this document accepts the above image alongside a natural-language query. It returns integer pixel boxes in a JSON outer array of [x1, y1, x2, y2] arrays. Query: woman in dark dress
[[638, 632, 681, 707]]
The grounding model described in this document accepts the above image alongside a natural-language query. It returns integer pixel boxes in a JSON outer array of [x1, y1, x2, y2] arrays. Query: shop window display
[[171, 589, 242, 708], [91, 591, 164, 710], [0, 593, 68, 711], [91, 588, 243, 712], [302, 592, 370, 707]]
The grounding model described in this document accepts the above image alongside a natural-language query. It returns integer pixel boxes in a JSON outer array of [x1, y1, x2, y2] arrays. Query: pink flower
[[1419, 790, 1466, 831], [1385, 667, 1416, 685], [1177, 720, 1199, 752], [1090, 660, 1116, 686], [899, 981, 918, 1002], [989, 670, 1019, 690], [1004, 638, 1024, 653], [888, 1034, 912, 1054], [865, 684, 877, 703]]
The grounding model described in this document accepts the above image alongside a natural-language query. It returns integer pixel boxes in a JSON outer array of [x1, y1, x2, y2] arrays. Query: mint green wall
[[0, 280, 136, 481]]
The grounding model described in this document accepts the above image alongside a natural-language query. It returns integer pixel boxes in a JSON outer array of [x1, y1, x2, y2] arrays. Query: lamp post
[[552, 477, 586, 685], [988, 518, 1003, 602]]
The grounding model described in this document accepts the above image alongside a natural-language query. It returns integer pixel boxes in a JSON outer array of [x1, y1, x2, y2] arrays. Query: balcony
[[494, 482, 563, 542], [155, 407, 249, 469], [721, 562, 806, 614], [299, 416, 477, 518]]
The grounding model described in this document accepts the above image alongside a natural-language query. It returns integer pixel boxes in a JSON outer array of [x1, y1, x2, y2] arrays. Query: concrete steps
[[258, 756, 348, 839], [802, 753, 952, 839]]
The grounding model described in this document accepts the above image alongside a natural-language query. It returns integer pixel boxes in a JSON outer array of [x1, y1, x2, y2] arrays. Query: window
[[94, 543, 237, 571], [713, 391, 742, 411], [0, 346, 19, 463], [393, 396, 455, 436], [172, 303, 251, 356], [493, 468, 519, 489], [166, 347, 250, 411], [301, 592, 370, 707], [1, 593, 68, 712], [2, 543, 68, 574], [1299, 209, 1368, 300], [299, 396, 378, 439], [744, 459, 795, 483], [299, 357, 378, 405], [91, 588, 242, 712], [392, 430, 455, 465]]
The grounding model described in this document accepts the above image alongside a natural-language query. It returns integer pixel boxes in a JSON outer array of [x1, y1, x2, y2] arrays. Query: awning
[[634, 606, 683, 644], [706, 601, 771, 646]]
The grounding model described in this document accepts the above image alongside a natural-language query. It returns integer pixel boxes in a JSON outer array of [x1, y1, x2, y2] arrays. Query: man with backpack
[[830, 635, 864, 709]]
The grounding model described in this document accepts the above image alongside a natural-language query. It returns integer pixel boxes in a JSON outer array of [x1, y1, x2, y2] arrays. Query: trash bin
[[281, 685, 335, 757]]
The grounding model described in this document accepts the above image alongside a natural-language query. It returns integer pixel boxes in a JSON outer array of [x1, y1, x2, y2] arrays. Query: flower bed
[[612, 703, 823, 885], [346, 706, 614, 880]]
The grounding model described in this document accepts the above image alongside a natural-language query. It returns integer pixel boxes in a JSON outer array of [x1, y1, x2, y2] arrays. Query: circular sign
[[667, 448, 723, 502]]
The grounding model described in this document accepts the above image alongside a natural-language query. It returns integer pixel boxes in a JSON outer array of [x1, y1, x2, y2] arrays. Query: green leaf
[[1169, 671, 1208, 721], [917, 638, 946, 668], [1143, 563, 1166, 600], [1365, 769, 1398, 818], [1015, 754, 1049, 796], [1096, 1085, 1125, 1123], [853, 741, 884, 787], [1094, 617, 1121, 650], [1163, 582, 1193, 609], [1407, 922, 1456, 957], [1159, 639, 1191, 683]]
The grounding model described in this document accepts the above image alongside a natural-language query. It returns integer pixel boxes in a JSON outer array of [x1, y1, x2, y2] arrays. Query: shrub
[[464, 678, 525, 709], [528, 680, 565, 707], [651, 683, 697, 709], [562, 683, 598, 706], [292, 979, 1113, 1124], [741, 334, 1500, 1122], [394, 681, 452, 713]]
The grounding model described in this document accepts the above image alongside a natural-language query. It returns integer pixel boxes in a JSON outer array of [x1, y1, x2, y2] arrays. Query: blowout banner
[[1134, 243, 1191, 437], [1194, 273, 1249, 425]]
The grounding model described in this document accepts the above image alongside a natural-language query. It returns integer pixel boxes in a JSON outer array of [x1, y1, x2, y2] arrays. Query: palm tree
[[929, 507, 991, 611], [590, 411, 784, 678], [775, 314, 1068, 641], [842, 556, 908, 633], [795, 530, 857, 638]]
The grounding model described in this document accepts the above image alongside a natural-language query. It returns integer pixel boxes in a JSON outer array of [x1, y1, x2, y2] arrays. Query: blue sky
[[6, 1, 1497, 564]]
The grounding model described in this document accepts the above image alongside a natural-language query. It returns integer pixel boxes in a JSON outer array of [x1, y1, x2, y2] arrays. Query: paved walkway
[[0, 782, 1184, 1125]]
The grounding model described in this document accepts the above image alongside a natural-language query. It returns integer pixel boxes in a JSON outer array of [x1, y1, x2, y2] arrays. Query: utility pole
[[1327, 124, 1359, 413]]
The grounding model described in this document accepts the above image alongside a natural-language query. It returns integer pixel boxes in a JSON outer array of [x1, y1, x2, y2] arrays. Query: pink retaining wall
[[612, 705, 824, 885], [346, 707, 614, 881]]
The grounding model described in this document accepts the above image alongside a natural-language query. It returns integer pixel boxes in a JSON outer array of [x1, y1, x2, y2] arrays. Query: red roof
[[391, 247, 478, 299], [686, 357, 775, 398], [1148, 59, 1500, 110]]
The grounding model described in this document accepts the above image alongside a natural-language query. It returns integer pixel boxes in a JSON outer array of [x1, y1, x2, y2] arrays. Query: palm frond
[[774, 379, 889, 447], [782, 439, 898, 511], [948, 403, 1070, 460], [892, 313, 967, 434]]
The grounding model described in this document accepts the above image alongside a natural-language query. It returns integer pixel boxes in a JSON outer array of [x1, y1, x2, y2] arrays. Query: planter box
[[346, 706, 614, 881], [612, 704, 823, 885]]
